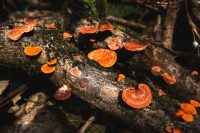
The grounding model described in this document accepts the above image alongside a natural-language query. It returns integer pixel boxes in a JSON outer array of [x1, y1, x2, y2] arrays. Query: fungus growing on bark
[[47, 59, 57, 66], [63, 32, 73, 39], [117, 74, 125, 82], [173, 128, 183, 133], [181, 113, 193, 122], [6, 28, 24, 41], [175, 109, 184, 117], [99, 23, 114, 32], [45, 22, 56, 29], [157, 89, 166, 97], [122, 83, 152, 109], [90, 38, 96, 43], [41, 64, 55, 74], [124, 40, 148, 51], [88, 48, 117, 67], [151, 66, 162, 76], [161, 73, 176, 85], [165, 126, 172, 133], [69, 67, 80, 77], [53, 85, 71, 100], [107, 37, 123, 50], [24, 46, 42, 56], [191, 70, 198, 76], [79, 26, 98, 34], [190, 99, 200, 107], [180, 103, 197, 115]]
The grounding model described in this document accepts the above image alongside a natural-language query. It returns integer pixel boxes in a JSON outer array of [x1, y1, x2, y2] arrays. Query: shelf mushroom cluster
[[175, 100, 200, 122]]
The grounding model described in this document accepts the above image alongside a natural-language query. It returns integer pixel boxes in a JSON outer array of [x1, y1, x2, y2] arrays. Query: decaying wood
[[78, 114, 96, 133], [0, 14, 200, 132]]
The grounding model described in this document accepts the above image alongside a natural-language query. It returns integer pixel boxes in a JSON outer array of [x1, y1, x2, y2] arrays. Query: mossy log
[[0, 14, 200, 132]]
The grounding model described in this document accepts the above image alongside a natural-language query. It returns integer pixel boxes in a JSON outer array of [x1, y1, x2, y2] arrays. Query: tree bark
[[0, 14, 200, 132]]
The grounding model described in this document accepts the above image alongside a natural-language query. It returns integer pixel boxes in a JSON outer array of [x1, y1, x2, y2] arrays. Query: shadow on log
[[0, 14, 200, 132]]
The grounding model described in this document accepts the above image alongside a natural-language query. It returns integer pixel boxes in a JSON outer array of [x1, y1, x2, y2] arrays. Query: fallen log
[[0, 14, 200, 132]]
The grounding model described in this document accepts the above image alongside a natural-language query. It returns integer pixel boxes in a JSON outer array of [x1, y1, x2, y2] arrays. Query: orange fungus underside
[[161, 73, 176, 85], [47, 59, 57, 66], [124, 40, 148, 51], [24, 46, 42, 56], [41, 64, 56, 74], [122, 83, 152, 109], [88, 48, 117, 67]]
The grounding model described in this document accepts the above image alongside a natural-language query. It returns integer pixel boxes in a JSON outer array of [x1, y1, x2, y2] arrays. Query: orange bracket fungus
[[69, 67, 81, 77], [124, 40, 148, 52], [191, 70, 198, 76], [79, 26, 98, 34], [180, 103, 197, 115], [160, 73, 176, 85], [190, 99, 200, 107], [45, 22, 56, 29], [99, 23, 114, 32], [24, 46, 42, 57], [151, 66, 162, 76], [6, 28, 24, 41], [88, 48, 117, 67], [181, 113, 193, 122], [165, 126, 172, 133], [107, 37, 123, 50], [53, 85, 71, 100], [122, 83, 152, 109], [157, 89, 166, 97], [47, 59, 57, 66], [63, 32, 73, 39], [41, 64, 56, 74], [117, 74, 125, 82]]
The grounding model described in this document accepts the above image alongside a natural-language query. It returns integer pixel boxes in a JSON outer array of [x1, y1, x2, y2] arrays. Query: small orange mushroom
[[53, 85, 71, 100], [190, 99, 200, 107], [107, 37, 123, 50], [180, 103, 197, 115], [124, 40, 148, 51], [173, 128, 183, 133], [41, 64, 56, 74], [90, 38, 96, 43], [45, 22, 56, 29], [117, 74, 125, 82], [160, 73, 176, 85], [151, 66, 162, 76], [88, 48, 117, 67], [122, 83, 152, 109], [24, 46, 42, 56], [157, 89, 166, 97], [99, 23, 114, 32], [191, 70, 198, 76], [175, 109, 185, 117], [63, 32, 73, 39], [47, 59, 57, 66], [79, 26, 98, 34], [181, 113, 193, 122], [165, 126, 172, 133]]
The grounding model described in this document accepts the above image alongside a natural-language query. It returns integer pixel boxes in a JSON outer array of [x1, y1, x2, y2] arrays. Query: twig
[[107, 15, 146, 30], [0, 84, 28, 108], [78, 114, 96, 133], [162, 2, 179, 48], [153, 15, 162, 41]]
